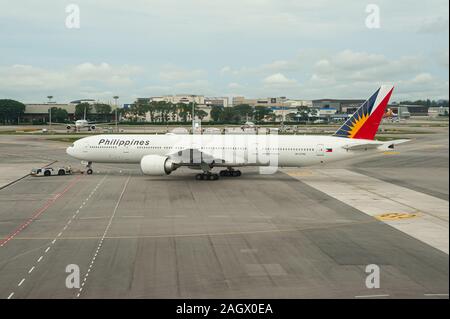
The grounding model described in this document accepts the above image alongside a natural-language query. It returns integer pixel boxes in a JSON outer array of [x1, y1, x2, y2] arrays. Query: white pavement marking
[[5, 176, 107, 299], [355, 294, 390, 298], [284, 168, 449, 254], [424, 293, 449, 296], [76, 176, 131, 298]]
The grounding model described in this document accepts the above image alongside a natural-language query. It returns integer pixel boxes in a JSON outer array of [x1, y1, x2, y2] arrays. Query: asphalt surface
[[0, 128, 448, 299]]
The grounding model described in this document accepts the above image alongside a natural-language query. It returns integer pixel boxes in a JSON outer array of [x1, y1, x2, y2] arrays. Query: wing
[[342, 143, 383, 151], [343, 139, 409, 151], [165, 147, 246, 166]]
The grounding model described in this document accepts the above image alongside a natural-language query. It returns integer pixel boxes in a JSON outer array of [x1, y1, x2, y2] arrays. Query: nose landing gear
[[84, 161, 93, 175]]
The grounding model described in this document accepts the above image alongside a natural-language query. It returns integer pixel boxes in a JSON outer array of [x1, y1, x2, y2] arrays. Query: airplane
[[66, 85, 408, 180], [53, 107, 110, 132], [65, 119, 97, 132]]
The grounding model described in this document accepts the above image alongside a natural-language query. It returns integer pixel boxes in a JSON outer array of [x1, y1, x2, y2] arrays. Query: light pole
[[113, 96, 119, 132], [191, 95, 196, 134], [47, 96, 53, 129]]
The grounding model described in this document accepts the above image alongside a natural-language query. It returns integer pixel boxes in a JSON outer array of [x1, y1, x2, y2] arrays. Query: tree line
[[399, 99, 449, 107], [128, 101, 277, 123], [129, 101, 208, 123], [0, 99, 119, 124], [0, 99, 26, 124]]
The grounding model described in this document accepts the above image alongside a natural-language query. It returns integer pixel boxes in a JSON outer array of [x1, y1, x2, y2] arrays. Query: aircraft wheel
[[86, 168, 93, 175]]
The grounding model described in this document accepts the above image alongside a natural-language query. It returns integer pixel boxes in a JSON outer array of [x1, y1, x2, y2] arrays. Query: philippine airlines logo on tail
[[334, 85, 394, 140]]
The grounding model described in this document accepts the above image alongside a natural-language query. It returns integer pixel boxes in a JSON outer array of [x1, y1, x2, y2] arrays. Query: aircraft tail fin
[[334, 85, 394, 140]]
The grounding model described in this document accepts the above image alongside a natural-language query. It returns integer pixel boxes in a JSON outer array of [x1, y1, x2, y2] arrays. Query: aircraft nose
[[66, 144, 74, 157]]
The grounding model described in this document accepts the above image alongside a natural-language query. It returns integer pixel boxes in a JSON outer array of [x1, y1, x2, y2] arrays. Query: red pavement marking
[[0, 175, 83, 247]]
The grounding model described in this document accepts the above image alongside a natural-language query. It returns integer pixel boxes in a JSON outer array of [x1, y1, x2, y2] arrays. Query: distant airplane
[[53, 107, 110, 132], [67, 86, 408, 179], [241, 121, 256, 129], [64, 119, 96, 131]]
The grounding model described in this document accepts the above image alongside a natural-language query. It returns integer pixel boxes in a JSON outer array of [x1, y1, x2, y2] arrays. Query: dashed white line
[[5, 176, 107, 299], [76, 176, 130, 298]]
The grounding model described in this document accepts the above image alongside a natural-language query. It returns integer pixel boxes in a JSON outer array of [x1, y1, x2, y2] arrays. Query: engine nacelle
[[140, 155, 175, 176]]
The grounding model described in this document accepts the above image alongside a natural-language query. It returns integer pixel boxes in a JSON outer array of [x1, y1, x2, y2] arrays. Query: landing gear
[[84, 161, 93, 175], [195, 173, 219, 181], [219, 168, 242, 177]]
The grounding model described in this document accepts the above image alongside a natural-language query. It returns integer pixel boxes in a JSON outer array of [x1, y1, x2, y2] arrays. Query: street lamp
[[113, 96, 119, 132], [47, 96, 53, 129], [191, 95, 196, 134]]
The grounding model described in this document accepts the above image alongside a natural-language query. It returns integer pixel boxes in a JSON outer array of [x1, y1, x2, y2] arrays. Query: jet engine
[[140, 155, 176, 175]]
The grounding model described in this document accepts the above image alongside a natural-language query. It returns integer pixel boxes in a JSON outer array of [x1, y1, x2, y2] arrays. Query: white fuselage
[[75, 120, 89, 128], [66, 134, 381, 168]]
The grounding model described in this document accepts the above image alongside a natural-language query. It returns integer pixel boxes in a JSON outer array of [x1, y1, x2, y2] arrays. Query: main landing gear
[[195, 168, 242, 180], [195, 172, 219, 181], [219, 169, 241, 177]]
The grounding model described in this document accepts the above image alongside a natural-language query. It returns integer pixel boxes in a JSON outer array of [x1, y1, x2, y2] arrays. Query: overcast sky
[[0, 0, 448, 104]]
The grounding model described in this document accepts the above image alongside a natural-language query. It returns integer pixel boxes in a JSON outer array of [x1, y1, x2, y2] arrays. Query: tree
[[50, 107, 69, 123], [253, 106, 273, 122], [233, 104, 253, 121], [297, 106, 310, 122], [196, 109, 208, 120], [94, 103, 112, 121], [75, 103, 92, 119], [178, 103, 191, 122], [219, 107, 240, 123], [286, 112, 298, 122], [0, 99, 26, 124], [210, 105, 223, 122]]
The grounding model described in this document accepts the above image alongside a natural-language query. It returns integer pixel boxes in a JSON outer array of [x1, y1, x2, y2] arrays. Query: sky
[[0, 0, 448, 104]]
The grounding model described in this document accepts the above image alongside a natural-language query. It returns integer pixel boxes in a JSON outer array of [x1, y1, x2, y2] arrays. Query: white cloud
[[159, 65, 206, 82], [263, 73, 298, 86], [0, 63, 142, 102]]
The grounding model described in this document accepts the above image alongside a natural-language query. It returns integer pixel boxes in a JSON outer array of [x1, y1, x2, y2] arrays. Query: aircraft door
[[316, 144, 324, 156]]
